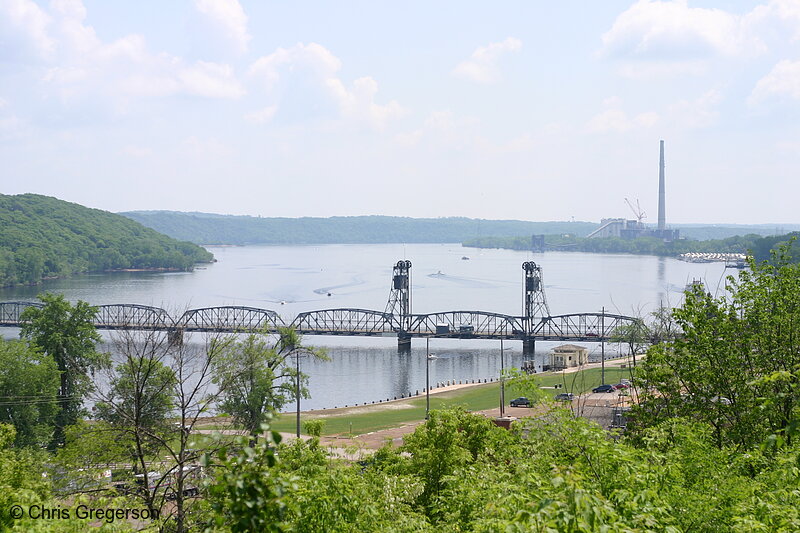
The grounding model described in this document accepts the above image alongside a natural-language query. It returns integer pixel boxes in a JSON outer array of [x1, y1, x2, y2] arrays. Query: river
[[0, 244, 729, 410]]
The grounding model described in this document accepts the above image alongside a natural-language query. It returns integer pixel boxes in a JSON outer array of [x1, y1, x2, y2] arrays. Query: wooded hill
[[120, 211, 599, 245], [122, 210, 800, 246], [0, 194, 213, 287]]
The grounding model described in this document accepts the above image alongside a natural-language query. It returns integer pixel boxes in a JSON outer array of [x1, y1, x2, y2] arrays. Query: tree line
[[0, 194, 213, 287], [121, 211, 601, 245], [465, 231, 800, 262]]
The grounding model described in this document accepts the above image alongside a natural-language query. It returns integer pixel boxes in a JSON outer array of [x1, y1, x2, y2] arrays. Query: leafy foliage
[[633, 242, 800, 449], [0, 193, 213, 287], [0, 339, 60, 448], [204, 426, 292, 533], [95, 357, 177, 469], [0, 424, 50, 529], [121, 211, 600, 245], [212, 328, 327, 438], [20, 293, 107, 449]]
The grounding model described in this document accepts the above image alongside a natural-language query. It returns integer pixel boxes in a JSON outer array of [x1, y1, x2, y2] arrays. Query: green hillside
[[120, 211, 598, 245], [121, 211, 800, 246], [0, 194, 213, 287]]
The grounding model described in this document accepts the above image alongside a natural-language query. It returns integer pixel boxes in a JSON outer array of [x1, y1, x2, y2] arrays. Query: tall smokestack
[[658, 140, 665, 232]]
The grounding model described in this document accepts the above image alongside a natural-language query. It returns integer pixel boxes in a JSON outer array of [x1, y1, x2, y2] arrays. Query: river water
[[0, 244, 729, 410]]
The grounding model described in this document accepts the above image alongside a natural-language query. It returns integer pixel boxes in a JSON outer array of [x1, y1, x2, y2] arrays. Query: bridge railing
[[407, 311, 524, 337], [95, 304, 174, 330], [176, 306, 286, 332], [291, 308, 395, 335], [533, 312, 640, 340], [0, 301, 43, 326]]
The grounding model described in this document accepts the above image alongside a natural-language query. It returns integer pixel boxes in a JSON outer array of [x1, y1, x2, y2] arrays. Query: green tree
[[610, 317, 650, 367], [0, 424, 51, 529], [0, 339, 60, 448], [204, 426, 292, 533], [20, 293, 107, 449], [633, 242, 800, 449], [213, 327, 327, 440], [397, 408, 516, 520], [95, 356, 177, 478]]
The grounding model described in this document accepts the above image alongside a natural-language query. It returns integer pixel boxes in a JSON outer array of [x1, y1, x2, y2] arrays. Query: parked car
[[613, 383, 629, 390], [592, 384, 617, 393], [554, 392, 574, 401], [510, 397, 531, 407]]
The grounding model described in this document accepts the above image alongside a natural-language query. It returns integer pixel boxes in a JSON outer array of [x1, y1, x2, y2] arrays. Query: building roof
[[553, 344, 587, 352]]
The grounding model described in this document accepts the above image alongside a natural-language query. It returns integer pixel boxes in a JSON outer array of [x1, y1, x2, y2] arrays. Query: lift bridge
[[0, 261, 640, 354]]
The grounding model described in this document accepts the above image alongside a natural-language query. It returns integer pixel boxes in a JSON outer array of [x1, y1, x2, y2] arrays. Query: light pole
[[425, 337, 431, 419], [295, 350, 301, 439], [500, 338, 505, 417], [601, 306, 606, 386]]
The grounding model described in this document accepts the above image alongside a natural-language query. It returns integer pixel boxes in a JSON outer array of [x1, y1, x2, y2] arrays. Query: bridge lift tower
[[522, 261, 550, 354], [386, 260, 412, 351]]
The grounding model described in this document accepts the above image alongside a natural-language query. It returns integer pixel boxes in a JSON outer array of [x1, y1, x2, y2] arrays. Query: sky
[[1, 0, 800, 224]]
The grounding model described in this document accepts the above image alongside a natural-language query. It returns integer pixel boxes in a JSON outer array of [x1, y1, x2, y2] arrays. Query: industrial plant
[[588, 140, 680, 242]]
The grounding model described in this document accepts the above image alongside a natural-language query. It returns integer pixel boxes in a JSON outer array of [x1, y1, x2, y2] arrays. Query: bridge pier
[[523, 337, 535, 356], [397, 332, 412, 353], [168, 327, 184, 347]]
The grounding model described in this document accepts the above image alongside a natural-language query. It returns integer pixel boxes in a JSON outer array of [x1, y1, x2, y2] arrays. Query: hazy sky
[[1, 1, 799, 224]]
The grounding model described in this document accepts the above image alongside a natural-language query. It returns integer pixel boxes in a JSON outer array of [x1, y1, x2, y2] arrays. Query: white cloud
[[453, 37, 522, 83], [248, 42, 403, 128], [0, 0, 55, 60], [50, 0, 99, 54], [617, 60, 706, 79], [23, 1, 245, 107], [193, 0, 251, 54], [602, 1, 763, 60], [244, 105, 277, 124], [748, 0, 800, 41], [750, 59, 800, 102], [0, 115, 29, 142], [0, 99, 29, 142], [121, 144, 152, 157], [248, 42, 342, 88], [395, 111, 481, 148], [179, 61, 245, 99], [182, 136, 232, 158], [667, 89, 722, 127], [586, 99, 659, 133], [325, 76, 404, 128]]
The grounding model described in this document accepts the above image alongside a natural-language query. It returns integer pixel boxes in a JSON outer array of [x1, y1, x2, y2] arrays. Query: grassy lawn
[[269, 364, 637, 436]]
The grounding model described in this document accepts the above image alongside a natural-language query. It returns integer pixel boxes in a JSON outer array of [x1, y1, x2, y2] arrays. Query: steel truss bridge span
[[0, 301, 639, 342], [0, 260, 643, 352], [176, 306, 286, 332], [96, 304, 173, 330], [293, 308, 395, 336], [533, 312, 639, 341], [407, 311, 523, 338]]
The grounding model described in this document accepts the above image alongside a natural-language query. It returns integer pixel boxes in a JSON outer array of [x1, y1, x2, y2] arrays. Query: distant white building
[[550, 344, 588, 369]]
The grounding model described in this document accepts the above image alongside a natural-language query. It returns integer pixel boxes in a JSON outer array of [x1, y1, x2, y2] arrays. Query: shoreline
[[281, 355, 637, 418]]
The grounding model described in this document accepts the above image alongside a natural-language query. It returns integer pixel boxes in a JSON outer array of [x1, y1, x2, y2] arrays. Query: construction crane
[[624, 198, 646, 225]]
